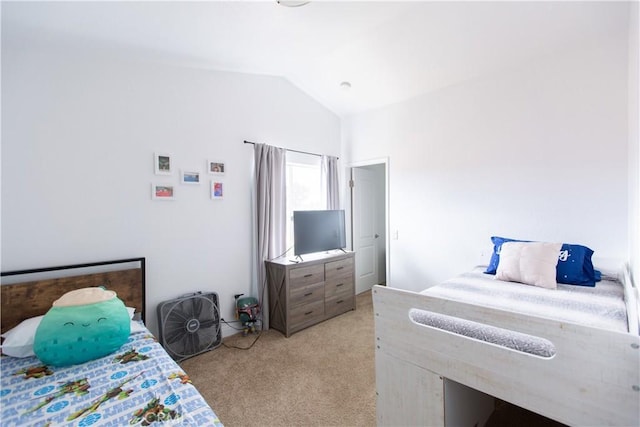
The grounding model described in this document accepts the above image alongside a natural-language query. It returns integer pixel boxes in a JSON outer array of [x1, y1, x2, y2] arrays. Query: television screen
[[293, 210, 346, 256]]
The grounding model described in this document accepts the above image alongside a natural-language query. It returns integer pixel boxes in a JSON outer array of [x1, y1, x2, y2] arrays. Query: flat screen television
[[293, 210, 346, 257]]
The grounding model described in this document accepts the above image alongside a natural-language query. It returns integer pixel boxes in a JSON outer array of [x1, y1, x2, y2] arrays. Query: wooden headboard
[[1, 258, 146, 334]]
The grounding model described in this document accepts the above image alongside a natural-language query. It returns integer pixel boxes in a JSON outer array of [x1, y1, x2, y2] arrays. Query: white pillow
[[1, 307, 140, 358], [130, 320, 147, 334], [1, 315, 44, 358], [496, 241, 562, 289]]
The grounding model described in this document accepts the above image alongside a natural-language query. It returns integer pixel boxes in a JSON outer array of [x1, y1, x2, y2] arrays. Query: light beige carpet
[[179, 290, 563, 427], [180, 291, 376, 427]]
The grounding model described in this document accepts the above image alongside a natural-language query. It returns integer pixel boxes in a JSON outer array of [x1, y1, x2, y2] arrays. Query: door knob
[[375, 234, 379, 238]]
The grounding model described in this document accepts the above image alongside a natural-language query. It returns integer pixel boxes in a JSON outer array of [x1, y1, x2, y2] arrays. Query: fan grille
[[157, 292, 222, 361]]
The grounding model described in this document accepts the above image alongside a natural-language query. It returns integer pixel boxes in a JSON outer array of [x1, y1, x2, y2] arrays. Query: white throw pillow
[[130, 320, 147, 334], [496, 241, 562, 289], [1, 315, 44, 358]]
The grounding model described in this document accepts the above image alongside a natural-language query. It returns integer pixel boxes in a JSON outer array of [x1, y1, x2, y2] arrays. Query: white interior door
[[352, 167, 379, 293]]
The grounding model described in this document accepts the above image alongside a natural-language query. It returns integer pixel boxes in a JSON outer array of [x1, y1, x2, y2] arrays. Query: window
[[286, 152, 322, 251]]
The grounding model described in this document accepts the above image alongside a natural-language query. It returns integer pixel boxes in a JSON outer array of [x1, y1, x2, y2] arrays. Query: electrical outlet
[[393, 230, 399, 240]]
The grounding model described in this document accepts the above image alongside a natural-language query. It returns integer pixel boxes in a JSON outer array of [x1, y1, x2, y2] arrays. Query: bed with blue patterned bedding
[[1, 324, 223, 427]]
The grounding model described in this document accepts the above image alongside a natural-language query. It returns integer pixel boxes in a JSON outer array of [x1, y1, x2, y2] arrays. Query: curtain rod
[[244, 140, 338, 159]]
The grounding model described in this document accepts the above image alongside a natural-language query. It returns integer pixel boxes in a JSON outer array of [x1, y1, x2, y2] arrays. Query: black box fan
[[157, 292, 222, 361]]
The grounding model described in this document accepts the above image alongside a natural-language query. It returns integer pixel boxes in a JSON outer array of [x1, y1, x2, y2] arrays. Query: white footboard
[[373, 285, 640, 427]]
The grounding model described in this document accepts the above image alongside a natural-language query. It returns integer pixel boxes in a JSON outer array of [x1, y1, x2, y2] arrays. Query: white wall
[[628, 1, 639, 286], [1, 39, 341, 337], [343, 36, 629, 291]]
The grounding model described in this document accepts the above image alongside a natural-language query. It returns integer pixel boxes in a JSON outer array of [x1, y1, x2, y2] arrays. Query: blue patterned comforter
[[1, 325, 223, 426]]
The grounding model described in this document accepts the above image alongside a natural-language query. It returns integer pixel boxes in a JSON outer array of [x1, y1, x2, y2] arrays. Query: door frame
[[346, 157, 390, 288]]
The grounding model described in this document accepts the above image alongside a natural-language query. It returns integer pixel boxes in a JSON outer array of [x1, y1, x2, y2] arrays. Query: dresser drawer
[[325, 295, 354, 318], [289, 264, 325, 288], [290, 299, 324, 329], [325, 257, 354, 281], [325, 279, 354, 300], [290, 281, 324, 307]]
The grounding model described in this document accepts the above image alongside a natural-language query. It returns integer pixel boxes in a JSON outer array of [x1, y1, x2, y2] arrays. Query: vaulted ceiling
[[1, 1, 630, 117]]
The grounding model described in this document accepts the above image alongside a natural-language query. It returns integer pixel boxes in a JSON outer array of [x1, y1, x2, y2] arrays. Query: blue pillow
[[485, 236, 524, 274], [485, 236, 600, 286]]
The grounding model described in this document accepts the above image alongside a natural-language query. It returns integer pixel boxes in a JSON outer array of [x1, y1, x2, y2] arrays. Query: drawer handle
[[337, 266, 344, 270], [336, 300, 344, 304], [304, 274, 313, 278], [304, 311, 314, 316], [336, 283, 344, 287], [304, 292, 313, 297]]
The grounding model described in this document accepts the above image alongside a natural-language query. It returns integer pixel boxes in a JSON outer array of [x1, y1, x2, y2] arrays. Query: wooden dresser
[[265, 251, 355, 337]]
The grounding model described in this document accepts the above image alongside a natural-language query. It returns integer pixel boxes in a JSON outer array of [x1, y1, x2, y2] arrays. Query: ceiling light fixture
[[340, 81, 352, 90], [277, 1, 310, 7]]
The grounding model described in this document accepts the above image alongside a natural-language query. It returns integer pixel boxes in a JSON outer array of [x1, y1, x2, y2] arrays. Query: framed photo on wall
[[180, 170, 201, 185], [154, 152, 173, 175], [207, 160, 225, 175], [152, 183, 175, 200], [210, 181, 223, 199]]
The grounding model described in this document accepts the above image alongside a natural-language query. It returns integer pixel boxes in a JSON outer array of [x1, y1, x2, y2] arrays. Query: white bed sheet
[[420, 266, 628, 333]]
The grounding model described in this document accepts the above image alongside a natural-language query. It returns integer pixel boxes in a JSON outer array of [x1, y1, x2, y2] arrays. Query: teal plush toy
[[34, 287, 130, 366]]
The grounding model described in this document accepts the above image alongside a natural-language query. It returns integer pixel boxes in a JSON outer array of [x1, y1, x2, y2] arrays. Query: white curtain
[[254, 143, 286, 331], [322, 155, 340, 210]]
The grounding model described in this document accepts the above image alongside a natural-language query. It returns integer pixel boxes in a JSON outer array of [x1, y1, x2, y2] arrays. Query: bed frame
[[373, 266, 640, 427], [1, 257, 146, 334]]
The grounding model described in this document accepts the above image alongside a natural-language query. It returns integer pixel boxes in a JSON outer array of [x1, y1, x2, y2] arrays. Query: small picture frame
[[154, 152, 172, 175], [181, 170, 201, 185], [207, 160, 225, 175], [210, 181, 223, 199], [152, 183, 175, 200]]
